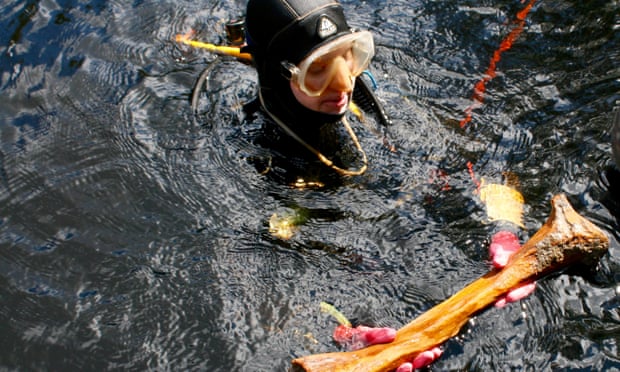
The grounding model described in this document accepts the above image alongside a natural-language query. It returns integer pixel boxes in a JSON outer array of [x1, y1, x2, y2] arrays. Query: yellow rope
[[259, 90, 368, 177]]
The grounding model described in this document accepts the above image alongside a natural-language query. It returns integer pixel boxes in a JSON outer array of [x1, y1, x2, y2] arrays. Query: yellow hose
[[175, 34, 252, 61]]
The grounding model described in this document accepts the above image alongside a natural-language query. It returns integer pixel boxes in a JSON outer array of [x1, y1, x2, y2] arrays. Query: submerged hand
[[333, 325, 443, 370], [395, 347, 443, 371], [489, 231, 537, 307], [333, 324, 396, 351]]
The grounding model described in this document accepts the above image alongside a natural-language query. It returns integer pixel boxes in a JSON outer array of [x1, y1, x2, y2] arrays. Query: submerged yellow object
[[479, 179, 525, 228], [269, 213, 298, 240], [269, 208, 308, 240]]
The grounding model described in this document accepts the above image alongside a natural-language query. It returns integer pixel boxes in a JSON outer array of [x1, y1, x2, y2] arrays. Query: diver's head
[[245, 0, 374, 124]]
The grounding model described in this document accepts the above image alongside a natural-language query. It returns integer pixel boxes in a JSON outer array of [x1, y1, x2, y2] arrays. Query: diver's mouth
[[321, 92, 349, 113]]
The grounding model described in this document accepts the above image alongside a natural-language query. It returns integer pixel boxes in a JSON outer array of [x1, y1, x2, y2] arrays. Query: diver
[[240, 0, 388, 187], [241, 1, 442, 368], [231, 1, 536, 370]]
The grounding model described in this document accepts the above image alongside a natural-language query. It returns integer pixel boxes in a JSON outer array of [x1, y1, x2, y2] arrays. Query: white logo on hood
[[317, 16, 338, 39]]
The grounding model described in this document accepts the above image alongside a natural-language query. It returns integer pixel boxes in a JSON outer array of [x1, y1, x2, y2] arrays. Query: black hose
[[191, 56, 221, 115]]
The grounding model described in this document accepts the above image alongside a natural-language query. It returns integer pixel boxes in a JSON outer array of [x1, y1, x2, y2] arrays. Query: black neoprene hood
[[245, 0, 351, 67], [243, 0, 355, 132]]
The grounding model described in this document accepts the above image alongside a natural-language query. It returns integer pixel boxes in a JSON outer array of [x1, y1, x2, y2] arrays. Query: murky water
[[1, 0, 619, 370]]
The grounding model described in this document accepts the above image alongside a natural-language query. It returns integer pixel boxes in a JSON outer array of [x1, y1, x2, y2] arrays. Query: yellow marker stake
[[175, 34, 252, 61], [320, 302, 352, 328]]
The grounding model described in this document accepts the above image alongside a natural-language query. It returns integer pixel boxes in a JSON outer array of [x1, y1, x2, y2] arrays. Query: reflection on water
[[0, 0, 618, 370]]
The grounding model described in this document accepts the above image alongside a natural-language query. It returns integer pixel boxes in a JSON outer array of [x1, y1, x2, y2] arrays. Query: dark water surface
[[1, 0, 619, 370]]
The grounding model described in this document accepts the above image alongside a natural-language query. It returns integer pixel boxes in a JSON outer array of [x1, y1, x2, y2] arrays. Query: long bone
[[292, 194, 610, 372]]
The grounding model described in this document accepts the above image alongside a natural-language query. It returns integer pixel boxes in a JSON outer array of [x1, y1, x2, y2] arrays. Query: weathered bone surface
[[292, 194, 609, 372]]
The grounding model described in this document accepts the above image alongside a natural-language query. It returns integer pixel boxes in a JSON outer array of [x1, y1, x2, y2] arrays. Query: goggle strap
[[280, 61, 299, 81]]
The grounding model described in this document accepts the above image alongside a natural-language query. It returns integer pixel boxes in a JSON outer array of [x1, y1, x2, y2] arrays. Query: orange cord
[[460, 0, 537, 129], [467, 161, 481, 192]]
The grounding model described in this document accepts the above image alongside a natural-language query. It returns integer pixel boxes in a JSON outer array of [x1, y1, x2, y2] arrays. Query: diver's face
[[284, 31, 374, 115], [290, 56, 354, 115]]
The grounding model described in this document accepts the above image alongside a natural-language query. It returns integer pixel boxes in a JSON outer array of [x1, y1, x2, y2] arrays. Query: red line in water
[[459, 0, 537, 129], [467, 161, 481, 191]]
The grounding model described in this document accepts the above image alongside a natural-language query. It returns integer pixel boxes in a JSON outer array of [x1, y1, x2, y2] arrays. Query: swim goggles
[[281, 31, 374, 97]]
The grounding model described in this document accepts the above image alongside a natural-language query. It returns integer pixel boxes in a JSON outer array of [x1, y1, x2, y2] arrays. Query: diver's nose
[[328, 57, 354, 92]]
